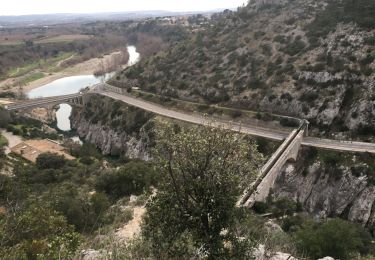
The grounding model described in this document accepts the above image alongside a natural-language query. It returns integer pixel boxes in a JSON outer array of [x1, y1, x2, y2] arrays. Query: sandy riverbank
[[0, 50, 124, 93]]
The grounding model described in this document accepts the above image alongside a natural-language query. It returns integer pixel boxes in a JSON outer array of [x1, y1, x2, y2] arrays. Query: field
[[35, 34, 92, 44], [7, 52, 74, 78], [0, 34, 92, 46]]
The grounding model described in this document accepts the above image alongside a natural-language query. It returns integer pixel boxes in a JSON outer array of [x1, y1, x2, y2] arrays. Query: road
[[6, 88, 375, 154], [97, 90, 375, 154]]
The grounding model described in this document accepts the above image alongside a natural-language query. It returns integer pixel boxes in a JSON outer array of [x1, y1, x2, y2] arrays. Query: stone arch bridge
[[5, 93, 84, 111]]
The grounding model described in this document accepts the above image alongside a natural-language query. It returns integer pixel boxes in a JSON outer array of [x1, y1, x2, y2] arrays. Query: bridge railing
[[94, 83, 126, 95], [238, 129, 300, 206]]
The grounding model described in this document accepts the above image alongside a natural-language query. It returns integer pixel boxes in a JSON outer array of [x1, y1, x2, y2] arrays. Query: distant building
[[11, 139, 75, 163]]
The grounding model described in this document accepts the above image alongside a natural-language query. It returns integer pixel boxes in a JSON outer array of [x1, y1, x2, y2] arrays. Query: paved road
[[7, 89, 375, 154], [98, 91, 289, 141], [97, 90, 375, 154]]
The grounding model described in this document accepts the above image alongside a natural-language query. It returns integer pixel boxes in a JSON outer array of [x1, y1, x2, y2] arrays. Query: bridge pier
[[239, 130, 305, 207]]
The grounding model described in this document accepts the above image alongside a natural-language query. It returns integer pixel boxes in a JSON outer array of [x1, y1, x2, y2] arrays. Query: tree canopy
[[142, 123, 262, 258]]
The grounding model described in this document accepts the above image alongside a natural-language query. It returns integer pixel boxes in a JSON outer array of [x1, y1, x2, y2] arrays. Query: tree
[[36, 153, 67, 170], [0, 106, 10, 128], [294, 218, 372, 260], [0, 202, 81, 259], [142, 123, 262, 258]]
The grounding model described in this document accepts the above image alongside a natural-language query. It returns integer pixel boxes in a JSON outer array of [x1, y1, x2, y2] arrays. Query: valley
[[0, 1, 375, 259]]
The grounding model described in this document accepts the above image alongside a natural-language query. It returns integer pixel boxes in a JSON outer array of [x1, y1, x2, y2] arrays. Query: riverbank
[[0, 50, 126, 93]]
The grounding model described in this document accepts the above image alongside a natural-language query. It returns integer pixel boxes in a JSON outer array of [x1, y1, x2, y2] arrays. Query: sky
[[1, 0, 248, 16]]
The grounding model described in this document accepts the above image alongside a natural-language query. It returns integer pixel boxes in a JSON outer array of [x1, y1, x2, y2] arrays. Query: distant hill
[[113, 0, 375, 140], [0, 9, 233, 27]]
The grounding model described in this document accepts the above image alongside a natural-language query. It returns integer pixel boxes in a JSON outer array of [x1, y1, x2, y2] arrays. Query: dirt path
[[56, 54, 75, 67], [1, 130, 23, 154], [116, 206, 146, 241]]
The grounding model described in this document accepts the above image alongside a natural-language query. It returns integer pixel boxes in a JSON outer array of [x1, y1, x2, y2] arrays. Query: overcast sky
[[1, 0, 248, 16]]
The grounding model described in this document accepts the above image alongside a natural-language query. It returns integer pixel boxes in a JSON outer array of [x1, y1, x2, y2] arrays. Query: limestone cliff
[[272, 148, 375, 231], [71, 95, 154, 160]]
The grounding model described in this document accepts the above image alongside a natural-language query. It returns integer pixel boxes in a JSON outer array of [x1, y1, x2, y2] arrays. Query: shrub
[[95, 161, 156, 200], [281, 214, 306, 233], [274, 35, 287, 44], [294, 219, 372, 260], [280, 92, 293, 102], [36, 153, 67, 170], [271, 198, 297, 217], [280, 118, 300, 128], [360, 55, 374, 66], [230, 110, 243, 118], [299, 91, 319, 103], [364, 35, 375, 45], [282, 39, 306, 56]]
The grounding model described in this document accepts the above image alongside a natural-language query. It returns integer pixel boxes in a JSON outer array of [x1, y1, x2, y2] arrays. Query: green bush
[[282, 39, 306, 56], [95, 161, 156, 200], [299, 91, 319, 103], [294, 218, 372, 260], [229, 110, 243, 119], [0, 202, 80, 259], [36, 153, 67, 170], [307, 0, 375, 41], [280, 118, 300, 128]]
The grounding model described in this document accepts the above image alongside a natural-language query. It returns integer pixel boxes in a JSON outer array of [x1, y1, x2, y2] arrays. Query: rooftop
[[11, 139, 75, 163]]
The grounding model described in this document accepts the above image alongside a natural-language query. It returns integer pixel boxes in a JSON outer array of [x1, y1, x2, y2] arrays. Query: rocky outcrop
[[71, 95, 154, 160], [71, 117, 151, 160], [272, 149, 375, 229]]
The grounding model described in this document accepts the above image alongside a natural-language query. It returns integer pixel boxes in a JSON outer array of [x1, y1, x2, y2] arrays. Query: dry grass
[[36, 34, 92, 44], [0, 34, 92, 45]]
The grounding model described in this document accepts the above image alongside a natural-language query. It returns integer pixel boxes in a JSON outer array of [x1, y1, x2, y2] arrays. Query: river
[[27, 46, 140, 131]]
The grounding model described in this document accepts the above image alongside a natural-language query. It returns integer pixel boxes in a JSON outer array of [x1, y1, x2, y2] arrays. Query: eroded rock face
[[70, 95, 153, 160], [72, 117, 151, 160], [272, 151, 375, 228]]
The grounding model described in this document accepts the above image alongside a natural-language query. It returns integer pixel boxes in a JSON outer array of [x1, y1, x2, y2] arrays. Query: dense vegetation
[[0, 140, 157, 258], [96, 124, 373, 259], [0, 115, 374, 258], [113, 0, 375, 140], [307, 0, 375, 43]]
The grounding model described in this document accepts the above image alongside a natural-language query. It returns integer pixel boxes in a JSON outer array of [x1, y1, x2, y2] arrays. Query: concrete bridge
[[5, 83, 375, 154], [5, 84, 375, 206], [238, 124, 306, 207]]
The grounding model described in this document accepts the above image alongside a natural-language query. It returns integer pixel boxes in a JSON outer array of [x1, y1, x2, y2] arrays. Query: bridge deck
[[96, 86, 375, 154], [5, 93, 83, 111], [6, 84, 375, 154]]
